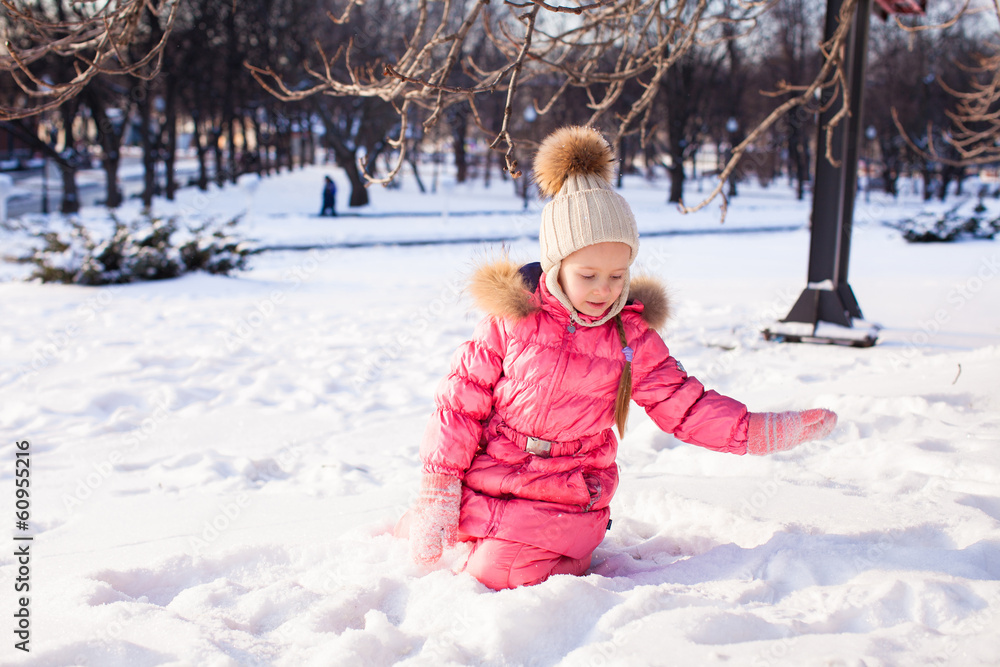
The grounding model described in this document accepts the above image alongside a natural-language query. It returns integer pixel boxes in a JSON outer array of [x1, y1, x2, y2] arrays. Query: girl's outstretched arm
[[630, 328, 838, 454], [629, 327, 749, 453]]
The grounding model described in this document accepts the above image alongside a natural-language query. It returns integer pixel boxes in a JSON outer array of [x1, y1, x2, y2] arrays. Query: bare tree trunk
[[85, 90, 126, 208], [101, 145, 123, 208], [252, 114, 269, 175], [164, 72, 178, 200], [135, 4, 162, 210], [881, 163, 897, 197], [224, 2, 238, 185], [787, 113, 809, 201], [2, 117, 82, 216], [327, 135, 369, 207], [213, 123, 224, 186], [275, 128, 286, 172], [57, 101, 80, 213], [55, 164, 79, 213], [304, 113, 316, 166], [617, 135, 638, 188], [225, 115, 236, 183], [667, 158, 685, 203], [405, 148, 426, 193], [192, 117, 209, 191], [450, 107, 468, 183], [940, 164, 962, 200], [644, 142, 658, 180], [138, 89, 155, 210], [284, 127, 294, 171], [249, 114, 262, 174], [667, 120, 686, 203], [617, 135, 626, 189], [235, 115, 246, 175], [800, 130, 811, 198], [922, 167, 935, 201]]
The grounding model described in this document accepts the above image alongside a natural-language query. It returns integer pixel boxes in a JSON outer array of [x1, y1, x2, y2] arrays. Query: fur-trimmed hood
[[468, 258, 670, 331]]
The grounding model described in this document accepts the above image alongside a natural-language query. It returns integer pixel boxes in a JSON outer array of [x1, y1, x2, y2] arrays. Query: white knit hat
[[534, 126, 640, 327]]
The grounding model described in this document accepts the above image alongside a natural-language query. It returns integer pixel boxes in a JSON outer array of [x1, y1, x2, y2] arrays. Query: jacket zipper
[[535, 324, 574, 434]]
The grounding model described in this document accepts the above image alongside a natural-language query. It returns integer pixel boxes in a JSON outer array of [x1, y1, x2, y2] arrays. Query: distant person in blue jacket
[[320, 176, 337, 216]]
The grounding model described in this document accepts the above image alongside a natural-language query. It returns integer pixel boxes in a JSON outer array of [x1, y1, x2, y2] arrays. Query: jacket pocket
[[582, 465, 618, 511], [464, 455, 590, 506]]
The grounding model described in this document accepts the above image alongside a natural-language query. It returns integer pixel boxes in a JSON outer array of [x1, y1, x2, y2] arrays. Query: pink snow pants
[[463, 538, 591, 591], [395, 511, 590, 590]]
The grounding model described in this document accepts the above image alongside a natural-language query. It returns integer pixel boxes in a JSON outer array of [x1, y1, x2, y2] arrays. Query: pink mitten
[[411, 473, 462, 564], [746, 409, 838, 455]]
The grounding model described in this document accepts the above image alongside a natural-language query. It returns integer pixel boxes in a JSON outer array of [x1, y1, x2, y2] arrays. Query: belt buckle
[[526, 436, 552, 457]]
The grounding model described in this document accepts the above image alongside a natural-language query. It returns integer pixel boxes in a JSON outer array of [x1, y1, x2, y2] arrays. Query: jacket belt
[[491, 417, 583, 458], [525, 436, 552, 457]]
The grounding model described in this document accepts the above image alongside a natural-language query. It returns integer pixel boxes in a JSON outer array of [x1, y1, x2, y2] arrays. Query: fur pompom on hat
[[534, 126, 616, 198], [533, 126, 640, 327]]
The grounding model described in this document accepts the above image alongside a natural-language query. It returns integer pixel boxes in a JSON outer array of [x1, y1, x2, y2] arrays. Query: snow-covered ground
[[2, 165, 999, 666]]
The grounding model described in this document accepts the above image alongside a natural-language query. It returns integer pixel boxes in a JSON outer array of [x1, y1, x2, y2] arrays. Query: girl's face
[[557, 242, 632, 317]]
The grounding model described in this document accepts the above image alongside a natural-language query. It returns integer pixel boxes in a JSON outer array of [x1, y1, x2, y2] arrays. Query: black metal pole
[[836, 0, 871, 320], [780, 0, 872, 335]]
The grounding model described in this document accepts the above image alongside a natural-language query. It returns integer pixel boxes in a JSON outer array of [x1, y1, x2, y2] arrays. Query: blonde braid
[[613, 314, 633, 439]]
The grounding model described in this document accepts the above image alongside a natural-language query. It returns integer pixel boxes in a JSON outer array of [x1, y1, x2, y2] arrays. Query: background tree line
[[0, 0, 995, 217]]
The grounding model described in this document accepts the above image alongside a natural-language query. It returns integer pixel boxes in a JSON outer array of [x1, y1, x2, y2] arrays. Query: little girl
[[399, 126, 837, 590]]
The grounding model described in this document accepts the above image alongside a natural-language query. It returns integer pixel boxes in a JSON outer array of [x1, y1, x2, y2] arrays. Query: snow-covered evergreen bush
[[178, 218, 248, 275], [896, 202, 1000, 243], [20, 214, 251, 284]]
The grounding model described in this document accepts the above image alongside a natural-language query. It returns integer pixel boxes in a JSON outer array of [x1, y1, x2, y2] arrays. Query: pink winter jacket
[[420, 259, 749, 559]]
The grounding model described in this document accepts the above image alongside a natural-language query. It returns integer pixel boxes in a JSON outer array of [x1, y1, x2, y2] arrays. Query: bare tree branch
[[0, 0, 179, 120], [249, 0, 988, 213], [888, 0, 1000, 166], [680, 0, 858, 219]]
